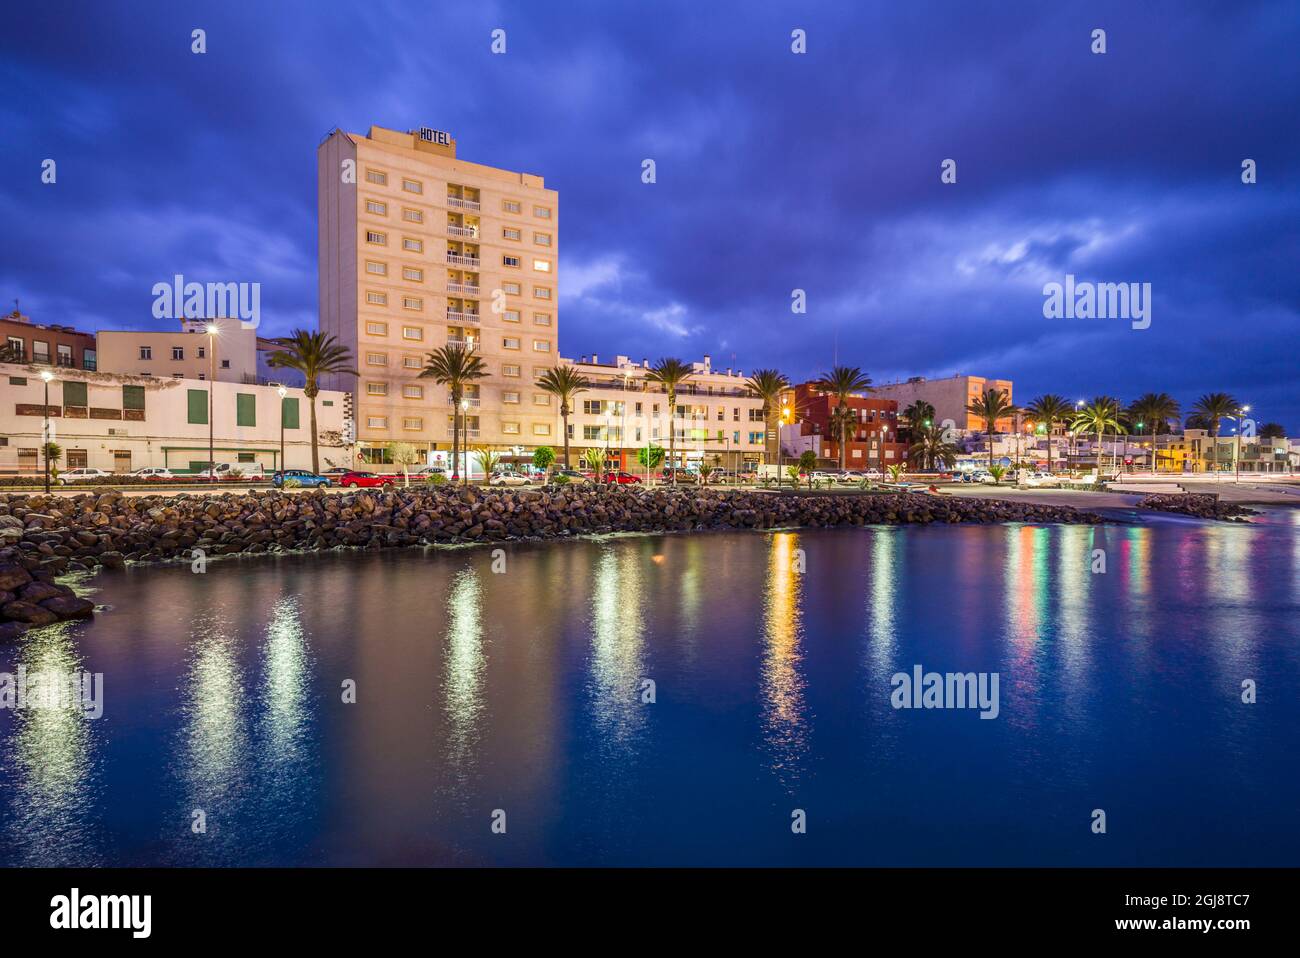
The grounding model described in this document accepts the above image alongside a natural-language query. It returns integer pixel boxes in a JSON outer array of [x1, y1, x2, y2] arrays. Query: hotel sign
[[417, 127, 452, 146]]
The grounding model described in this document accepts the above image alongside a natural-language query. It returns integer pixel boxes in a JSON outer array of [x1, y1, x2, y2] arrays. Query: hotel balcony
[[446, 224, 479, 239], [445, 310, 481, 324], [447, 428, 481, 439], [448, 395, 481, 407], [446, 282, 481, 295], [446, 253, 481, 268], [446, 196, 481, 212]]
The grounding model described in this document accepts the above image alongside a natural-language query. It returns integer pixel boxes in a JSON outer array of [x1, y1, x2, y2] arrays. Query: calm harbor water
[[2, 508, 1299, 867]]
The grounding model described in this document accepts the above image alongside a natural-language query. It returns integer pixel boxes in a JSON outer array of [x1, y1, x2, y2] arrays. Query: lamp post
[[460, 397, 469, 483], [604, 410, 613, 484], [1233, 405, 1251, 483], [780, 404, 790, 484], [206, 323, 218, 483], [40, 369, 53, 494], [277, 385, 288, 476]]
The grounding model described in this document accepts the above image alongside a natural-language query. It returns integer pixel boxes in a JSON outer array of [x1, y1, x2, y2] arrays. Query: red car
[[603, 471, 642, 484], [338, 471, 397, 489]]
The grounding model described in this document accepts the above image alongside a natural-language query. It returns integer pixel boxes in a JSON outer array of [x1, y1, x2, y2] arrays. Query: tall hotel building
[[318, 126, 559, 462]]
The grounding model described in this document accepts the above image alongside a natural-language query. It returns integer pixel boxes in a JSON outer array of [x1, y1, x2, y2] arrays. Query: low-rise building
[[559, 354, 766, 473], [871, 374, 1015, 433], [779, 381, 908, 469], [95, 317, 258, 383], [0, 309, 98, 371], [0, 361, 348, 474]]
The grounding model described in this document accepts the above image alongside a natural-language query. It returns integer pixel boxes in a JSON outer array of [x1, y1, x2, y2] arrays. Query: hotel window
[[532, 393, 551, 406], [139, 346, 152, 360], [367, 230, 387, 245], [533, 286, 551, 300], [403, 417, 423, 430], [402, 355, 422, 369], [502, 255, 520, 268], [402, 208, 423, 223], [502, 199, 521, 214], [532, 339, 551, 352], [533, 232, 551, 246], [367, 382, 388, 396], [366, 200, 387, 215], [503, 309, 520, 323], [502, 422, 520, 435], [366, 352, 388, 366], [402, 178, 423, 194], [402, 296, 423, 311], [502, 390, 520, 404], [402, 326, 423, 341], [503, 337, 521, 350], [533, 206, 551, 219], [365, 169, 387, 185], [583, 400, 603, 415], [402, 384, 424, 399], [533, 423, 551, 436], [367, 416, 388, 429], [365, 321, 388, 336], [502, 281, 521, 295], [365, 260, 387, 275], [403, 266, 423, 282], [172, 346, 185, 360], [402, 237, 423, 252], [502, 363, 520, 377], [366, 291, 388, 305], [532, 259, 551, 272], [533, 312, 551, 326], [503, 227, 521, 241]]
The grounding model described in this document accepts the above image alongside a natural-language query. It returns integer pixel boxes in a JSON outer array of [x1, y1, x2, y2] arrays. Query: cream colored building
[[0, 362, 347, 474], [560, 354, 767, 473], [96, 317, 258, 383], [871, 374, 1016, 433], [318, 125, 559, 463]]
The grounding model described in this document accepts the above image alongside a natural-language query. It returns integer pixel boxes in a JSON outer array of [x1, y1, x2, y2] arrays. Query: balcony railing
[[445, 311, 480, 324], [446, 283, 481, 295], [447, 428, 481, 438], [446, 196, 481, 211], [448, 396, 481, 407], [446, 225, 479, 238], [446, 253, 481, 267]]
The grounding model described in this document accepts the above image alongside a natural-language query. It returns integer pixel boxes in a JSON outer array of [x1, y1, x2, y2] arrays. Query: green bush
[[426, 473, 448, 487], [282, 477, 303, 489], [552, 473, 571, 485]]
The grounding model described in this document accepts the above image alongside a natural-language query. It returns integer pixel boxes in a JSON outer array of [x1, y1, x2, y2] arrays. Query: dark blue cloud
[[2, 0, 1298, 426]]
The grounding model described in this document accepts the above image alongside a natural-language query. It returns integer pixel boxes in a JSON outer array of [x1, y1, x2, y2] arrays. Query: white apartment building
[[560, 354, 767, 472], [0, 362, 348, 474], [318, 125, 560, 464]]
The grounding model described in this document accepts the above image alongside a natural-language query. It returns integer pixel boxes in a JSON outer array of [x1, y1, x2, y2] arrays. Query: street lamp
[[460, 397, 470, 483], [277, 385, 288, 477], [1231, 405, 1251, 483], [604, 410, 613, 483], [206, 323, 219, 483], [40, 369, 53, 494]]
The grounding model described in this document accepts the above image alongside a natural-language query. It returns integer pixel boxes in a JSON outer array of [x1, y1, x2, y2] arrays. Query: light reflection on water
[[1, 511, 1297, 866]]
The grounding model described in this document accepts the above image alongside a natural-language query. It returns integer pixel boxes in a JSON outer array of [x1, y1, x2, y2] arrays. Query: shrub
[[282, 477, 303, 489], [426, 473, 448, 487], [552, 473, 571, 485]]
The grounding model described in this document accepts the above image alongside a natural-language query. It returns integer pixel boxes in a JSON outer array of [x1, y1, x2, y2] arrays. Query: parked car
[[602, 471, 642, 484], [320, 467, 352, 478], [337, 471, 395, 489], [131, 467, 176, 481], [409, 465, 447, 478], [839, 471, 865, 483], [489, 472, 534, 486], [55, 467, 113, 485], [553, 470, 592, 484], [810, 471, 838, 483], [195, 462, 266, 480], [864, 468, 882, 479], [273, 469, 332, 488]]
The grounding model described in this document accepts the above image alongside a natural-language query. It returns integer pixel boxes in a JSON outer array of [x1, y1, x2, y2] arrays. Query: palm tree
[[535, 365, 592, 470], [965, 388, 1019, 472], [419, 344, 488, 483], [1071, 396, 1126, 472], [1024, 394, 1072, 475], [646, 358, 695, 484], [1127, 392, 1181, 473], [1191, 392, 1242, 475], [813, 365, 872, 470], [900, 400, 936, 434], [909, 421, 959, 471], [473, 446, 501, 484], [266, 330, 357, 473], [829, 404, 859, 469], [745, 368, 790, 467]]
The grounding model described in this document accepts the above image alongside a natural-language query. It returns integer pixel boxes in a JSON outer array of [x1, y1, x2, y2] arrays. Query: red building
[[0, 309, 97, 370], [783, 382, 909, 470]]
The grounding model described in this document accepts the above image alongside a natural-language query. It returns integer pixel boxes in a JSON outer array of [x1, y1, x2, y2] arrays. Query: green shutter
[[122, 385, 145, 410], [282, 397, 300, 429], [62, 381, 88, 407], [236, 393, 256, 427], [187, 389, 208, 425]]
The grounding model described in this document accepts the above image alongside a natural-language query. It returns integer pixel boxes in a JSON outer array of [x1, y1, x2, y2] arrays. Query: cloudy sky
[[3, 1, 1298, 427]]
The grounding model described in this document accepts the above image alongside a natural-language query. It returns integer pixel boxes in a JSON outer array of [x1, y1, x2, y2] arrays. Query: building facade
[[871, 374, 1015, 433], [780, 381, 908, 469], [0, 310, 97, 371], [559, 354, 766, 473], [0, 362, 347, 474], [96, 317, 258, 383], [319, 125, 560, 464]]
